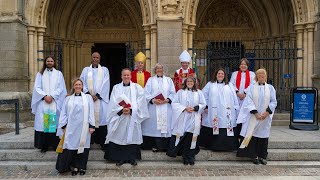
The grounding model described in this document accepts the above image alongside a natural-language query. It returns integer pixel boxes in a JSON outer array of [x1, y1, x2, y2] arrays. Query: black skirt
[[166, 132, 200, 162], [34, 130, 59, 150], [90, 125, 107, 147], [141, 136, 170, 151], [104, 142, 141, 162], [198, 126, 239, 151], [56, 148, 90, 173], [237, 136, 269, 159]]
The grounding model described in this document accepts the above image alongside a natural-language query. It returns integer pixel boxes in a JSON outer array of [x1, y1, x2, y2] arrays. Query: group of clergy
[[31, 50, 277, 176]]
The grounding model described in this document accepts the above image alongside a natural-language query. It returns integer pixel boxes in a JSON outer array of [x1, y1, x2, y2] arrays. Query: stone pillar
[[295, 24, 304, 86], [182, 24, 188, 51], [306, 23, 315, 86], [303, 28, 308, 87], [157, 19, 182, 77], [151, 24, 157, 76], [62, 40, 70, 89], [144, 25, 151, 72], [0, 0, 31, 124], [76, 40, 82, 76], [69, 41, 75, 80], [37, 27, 45, 74], [188, 25, 195, 67], [27, 27, 35, 91]]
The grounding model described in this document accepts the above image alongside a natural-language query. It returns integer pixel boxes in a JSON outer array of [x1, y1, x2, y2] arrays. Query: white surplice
[[58, 93, 95, 150], [105, 82, 149, 145], [230, 71, 255, 107], [142, 75, 176, 137], [171, 89, 206, 147], [238, 83, 277, 138], [31, 68, 67, 132], [201, 82, 239, 129], [80, 65, 110, 127]]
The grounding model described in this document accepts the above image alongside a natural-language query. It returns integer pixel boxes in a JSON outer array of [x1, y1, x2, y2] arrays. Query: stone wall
[[157, 20, 182, 77], [0, 22, 28, 92]]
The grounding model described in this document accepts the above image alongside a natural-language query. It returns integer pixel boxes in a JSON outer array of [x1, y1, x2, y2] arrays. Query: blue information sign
[[293, 93, 314, 123]]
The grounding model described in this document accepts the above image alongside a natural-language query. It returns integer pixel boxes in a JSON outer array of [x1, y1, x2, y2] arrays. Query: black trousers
[[166, 132, 200, 163], [237, 136, 269, 159], [104, 142, 141, 162], [34, 130, 59, 150], [56, 149, 90, 173], [90, 125, 107, 148]]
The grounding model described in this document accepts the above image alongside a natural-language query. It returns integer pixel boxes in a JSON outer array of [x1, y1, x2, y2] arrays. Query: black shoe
[[71, 168, 78, 176], [152, 148, 158, 152], [129, 160, 137, 166], [189, 161, 195, 166], [183, 161, 188, 165], [259, 158, 267, 165], [79, 169, 86, 176], [116, 161, 125, 166], [40, 148, 48, 153], [253, 158, 260, 165]]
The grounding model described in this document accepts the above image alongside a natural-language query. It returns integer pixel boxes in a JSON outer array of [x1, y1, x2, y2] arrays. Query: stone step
[[1, 139, 319, 149], [1, 149, 320, 161], [1, 160, 320, 171]]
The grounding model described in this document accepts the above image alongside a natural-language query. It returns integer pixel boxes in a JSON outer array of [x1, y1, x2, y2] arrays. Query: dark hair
[[181, 77, 198, 92], [67, 78, 83, 96], [121, 68, 132, 74], [211, 68, 229, 84], [40, 56, 56, 75], [240, 58, 249, 66]]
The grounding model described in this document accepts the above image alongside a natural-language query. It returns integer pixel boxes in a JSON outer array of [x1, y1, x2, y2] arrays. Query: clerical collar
[[75, 93, 82, 96], [123, 83, 130, 86], [157, 75, 163, 78], [47, 68, 53, 71], [187, 88, 192, 91], [258, 83, 265, 85], [138, 70, 143, 73], [92, 65, 98, 68], [217, 81, 224, 84]]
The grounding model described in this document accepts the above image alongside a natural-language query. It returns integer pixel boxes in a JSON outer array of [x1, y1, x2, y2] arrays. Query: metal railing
[[0, 99, 20, 134]]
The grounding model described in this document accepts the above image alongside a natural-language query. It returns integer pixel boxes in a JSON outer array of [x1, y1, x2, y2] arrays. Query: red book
[[154, 93, 165, 101], [118, 100, 131, 108]]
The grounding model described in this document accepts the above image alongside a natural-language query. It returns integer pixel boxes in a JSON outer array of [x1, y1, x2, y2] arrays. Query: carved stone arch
[[139, 0, 154, 24]]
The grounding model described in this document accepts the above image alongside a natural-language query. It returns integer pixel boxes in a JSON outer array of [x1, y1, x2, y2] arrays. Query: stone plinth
[[157, 20, 182, 77]]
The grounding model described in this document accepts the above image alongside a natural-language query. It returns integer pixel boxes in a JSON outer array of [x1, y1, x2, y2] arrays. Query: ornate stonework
[[199, 0, 253, 28], [84, 0, 134, 29], [160, 0, 184, 16]]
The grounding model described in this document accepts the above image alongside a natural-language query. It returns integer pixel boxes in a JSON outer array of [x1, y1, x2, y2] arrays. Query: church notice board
[[290, 87, 319, 131]]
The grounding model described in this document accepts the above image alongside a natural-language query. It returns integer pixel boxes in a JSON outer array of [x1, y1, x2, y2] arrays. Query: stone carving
[[84, 0, 133, 29], [200, 0, 253, 28], [160, 0, 183, 16]]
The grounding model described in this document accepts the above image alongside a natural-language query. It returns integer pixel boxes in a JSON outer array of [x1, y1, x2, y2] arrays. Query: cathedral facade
[[0, 0, 319, 123]]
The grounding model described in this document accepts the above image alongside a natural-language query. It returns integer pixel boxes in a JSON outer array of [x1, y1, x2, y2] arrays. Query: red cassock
[[131, 69, 151, 87], [173, 68, 197, 92]]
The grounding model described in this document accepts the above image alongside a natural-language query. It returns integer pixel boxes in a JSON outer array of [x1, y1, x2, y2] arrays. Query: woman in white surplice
[[166, 77, 206, 165], [236, 69, 277, 165], [56, 78, 95, 176], [141, 63, 176, 152], [198, 68, 240, 151], [230, 58, 255, 138]]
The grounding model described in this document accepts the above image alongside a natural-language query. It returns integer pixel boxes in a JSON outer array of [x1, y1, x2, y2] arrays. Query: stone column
[[306, 23, 315, 86], [188, 25, 195, 67], [151, 24, 157, 76], [303, 28, 308, 87], [144, 25, 151, 72], [76, 40, 82, 76], [157, 19, 182, 77], [182, 24, 188, 51], [37, 27, 45, 73], [27, 27, 35, 90], [69, 40, 75, 80], [294, 24, 304, 86], [62, 40, 70, 89]]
